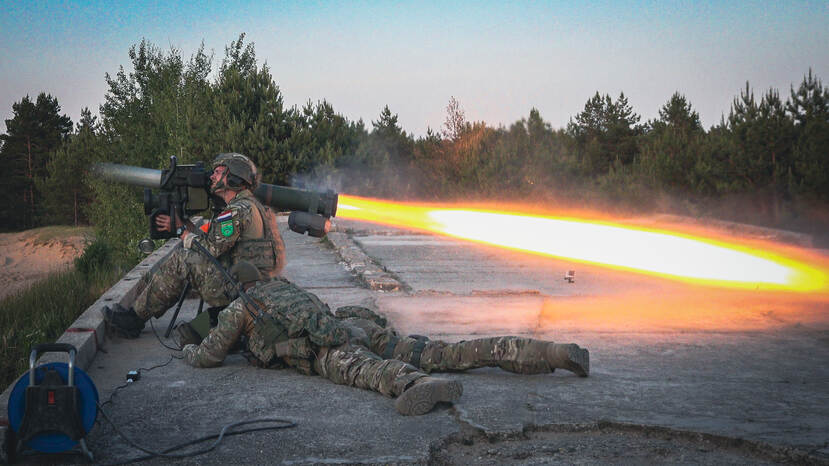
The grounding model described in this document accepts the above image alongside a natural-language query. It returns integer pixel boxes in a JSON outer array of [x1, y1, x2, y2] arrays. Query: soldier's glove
[[181, 344, 198, 366]]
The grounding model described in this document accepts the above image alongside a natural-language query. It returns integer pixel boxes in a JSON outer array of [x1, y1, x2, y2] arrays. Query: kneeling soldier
[[104, 153, 285, 339]]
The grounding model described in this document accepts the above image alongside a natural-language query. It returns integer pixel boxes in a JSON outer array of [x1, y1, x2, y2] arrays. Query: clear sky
[[1, 0, 827, 137]]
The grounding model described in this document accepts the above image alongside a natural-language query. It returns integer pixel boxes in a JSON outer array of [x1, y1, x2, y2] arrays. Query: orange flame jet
[[336, 195, 829, 294]]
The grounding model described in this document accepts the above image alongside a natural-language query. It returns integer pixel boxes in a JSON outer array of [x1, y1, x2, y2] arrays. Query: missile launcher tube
[[254, 184, 338, 218], [92, 162, 338, 218], [92, 163, 163, 188]]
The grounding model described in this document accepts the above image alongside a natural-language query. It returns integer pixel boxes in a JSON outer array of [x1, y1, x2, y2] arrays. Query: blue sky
[[1, 1, 827, 136]]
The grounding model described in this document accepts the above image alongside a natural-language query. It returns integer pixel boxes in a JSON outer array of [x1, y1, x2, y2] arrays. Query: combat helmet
[[212, 153, 258, 191]]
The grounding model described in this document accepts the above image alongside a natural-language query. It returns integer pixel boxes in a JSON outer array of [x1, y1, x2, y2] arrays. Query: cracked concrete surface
[[2, 216, 828, 464]]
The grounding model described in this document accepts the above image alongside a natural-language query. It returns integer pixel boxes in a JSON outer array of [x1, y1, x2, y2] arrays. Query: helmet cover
[[212, 153, 258, 191]]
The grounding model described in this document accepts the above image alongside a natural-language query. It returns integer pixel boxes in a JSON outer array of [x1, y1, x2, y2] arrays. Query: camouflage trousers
[[345, 318, 553, 374], [312, 344, 428, 398], [134, 246, 235, 320]]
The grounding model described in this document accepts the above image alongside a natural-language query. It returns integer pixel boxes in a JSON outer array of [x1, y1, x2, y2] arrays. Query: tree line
[[1, 34, 827, 258]]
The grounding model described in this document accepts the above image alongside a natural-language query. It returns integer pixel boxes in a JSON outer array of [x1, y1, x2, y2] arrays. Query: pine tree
[[607, 92, 642, 166], [650, 92, 702, 133], [639, 93, 705, 191], [787, 69, 829, 200], [787, 68, 828, 127], [212, 34, 293, 182], [38, 108, 101, 225], [726, 83, 795, 194], [287, 99, 365, 187], [442, 96, 467, 142], [349, 105, 416, 196], [567, 92, 642, 174], [0, 93, 72, 230]]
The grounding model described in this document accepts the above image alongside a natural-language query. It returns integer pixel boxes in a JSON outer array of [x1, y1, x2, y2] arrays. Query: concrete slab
[[347, 223, 829, 461], [350, 233, 676, 298], [2, 217, 828, 464]]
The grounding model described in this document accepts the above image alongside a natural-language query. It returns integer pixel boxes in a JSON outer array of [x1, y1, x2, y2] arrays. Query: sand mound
[[0, 227, 89, 301]]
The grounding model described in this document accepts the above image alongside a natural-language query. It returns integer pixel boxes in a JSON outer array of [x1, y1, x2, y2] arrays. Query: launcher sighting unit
[[93, 156, 338, 240]]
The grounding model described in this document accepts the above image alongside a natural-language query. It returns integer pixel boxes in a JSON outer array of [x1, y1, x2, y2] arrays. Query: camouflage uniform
[[183, 278, 431, 398], [334, 306, 589, 376], [134, 190, 285, 320]]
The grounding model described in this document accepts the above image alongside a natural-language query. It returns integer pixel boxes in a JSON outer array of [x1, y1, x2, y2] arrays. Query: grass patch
[[29, 225, 94, 246], [0, 241, 124, 390]]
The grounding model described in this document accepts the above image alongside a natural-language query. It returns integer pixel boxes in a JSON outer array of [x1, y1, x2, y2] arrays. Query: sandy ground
[[0, 229, 88, 301]]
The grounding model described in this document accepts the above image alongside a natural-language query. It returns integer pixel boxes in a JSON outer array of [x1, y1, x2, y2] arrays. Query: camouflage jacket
[[184, 190, 285, 278], [183, 278, 349, 368]]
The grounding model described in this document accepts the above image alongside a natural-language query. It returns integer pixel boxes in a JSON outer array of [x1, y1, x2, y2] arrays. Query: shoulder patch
[[216, 210, 233, 222], [220, 220, 235, 237]]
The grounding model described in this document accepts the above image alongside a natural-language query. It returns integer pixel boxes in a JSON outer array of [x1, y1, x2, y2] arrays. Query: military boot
[[546, 343, 589, 377], [395, 377, 463, 416], [103, 304, 146, 339]]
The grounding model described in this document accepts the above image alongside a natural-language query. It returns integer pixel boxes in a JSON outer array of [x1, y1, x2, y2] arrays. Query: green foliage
[[37, 108, 101, 226], [74, 238, 113, 277], [0, 256, 122, 389], [212, 34, 295, 182], [0, 93, 72, 230], [724, 84, 795, 194], [348, 105, 416, 196], [788, 69, 829, 200], [287, 100, 366, 188], [639, 93, 706, 191], [100, 39, 215, 167], [84, 181, 146, 263], [567, 92, 643, 175], [2, 31, 828, 251]]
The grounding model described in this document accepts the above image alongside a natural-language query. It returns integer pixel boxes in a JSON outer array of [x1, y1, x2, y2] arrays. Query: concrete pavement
[[2, 216, 828, 464]]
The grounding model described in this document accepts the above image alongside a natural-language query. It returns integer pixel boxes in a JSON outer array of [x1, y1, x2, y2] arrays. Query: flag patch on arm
[[216, 211, 233, 222]]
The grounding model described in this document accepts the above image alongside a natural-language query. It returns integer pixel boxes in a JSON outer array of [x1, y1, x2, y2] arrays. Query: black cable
[[149, 319, 184, 353], [95, 404, 296, 465], [94, 354, 296, 464], [99, 355, 176, 409], [137, 355, 175, 372], [98, 381, 129, 409]]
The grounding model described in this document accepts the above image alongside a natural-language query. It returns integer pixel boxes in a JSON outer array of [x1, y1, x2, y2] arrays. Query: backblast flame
[[337, 195, 829, 293]]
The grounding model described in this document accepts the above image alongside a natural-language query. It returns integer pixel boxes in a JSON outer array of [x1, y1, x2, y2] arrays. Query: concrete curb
[[0, 239, 180, 415], [326, 231, 403, 291]]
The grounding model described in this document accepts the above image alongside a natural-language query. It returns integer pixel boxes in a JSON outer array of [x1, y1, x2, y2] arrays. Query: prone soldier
[[183, 262, 463, 416], [104, 153, 286, 338], [181, 262, 589, 416]]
